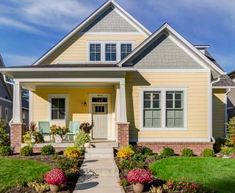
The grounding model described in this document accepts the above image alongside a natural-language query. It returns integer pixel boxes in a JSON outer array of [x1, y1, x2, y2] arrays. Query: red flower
[[44, 168, 67, 185], [127, 169, 153, 184]]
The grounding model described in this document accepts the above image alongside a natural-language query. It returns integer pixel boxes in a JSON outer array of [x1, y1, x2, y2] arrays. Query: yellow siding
[[32, 87, 114, 126], [126, 72, 210, 140], [41, 34, 147, 64], [212, 89, 226, 139]]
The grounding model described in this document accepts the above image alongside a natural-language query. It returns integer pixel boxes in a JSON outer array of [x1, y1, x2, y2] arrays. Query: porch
[[9, 71, 131, 153]]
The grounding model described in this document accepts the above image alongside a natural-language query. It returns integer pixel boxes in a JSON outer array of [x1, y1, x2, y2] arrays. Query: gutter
[[224, 88, 231, 137]]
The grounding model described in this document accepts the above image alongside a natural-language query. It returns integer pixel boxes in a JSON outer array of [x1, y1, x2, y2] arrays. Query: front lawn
[[0, 157, 51, 193], [150, 157, 235, 193]]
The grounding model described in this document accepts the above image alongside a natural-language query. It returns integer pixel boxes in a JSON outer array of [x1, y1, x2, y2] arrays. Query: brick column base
[[138, 142, 213, 156], [11, 123, 23, 153], [117, 122, 130, 148]]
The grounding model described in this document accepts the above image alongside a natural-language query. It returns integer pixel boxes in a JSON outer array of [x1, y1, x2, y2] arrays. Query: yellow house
[[1, 0, 235, 154]]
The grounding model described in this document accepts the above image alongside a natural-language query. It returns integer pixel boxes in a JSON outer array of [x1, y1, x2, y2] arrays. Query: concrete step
[[85, 153, 113, 159], [91, 142, 118, 148]]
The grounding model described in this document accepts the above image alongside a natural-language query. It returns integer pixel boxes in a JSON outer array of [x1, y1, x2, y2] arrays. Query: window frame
[[140, 87, 187, 131], [105, 43, 117, 61], [88, 41, 134, 62], [120, 43, 132, 60], [89, 43, 101, 61], [48, 94, 69, 121]]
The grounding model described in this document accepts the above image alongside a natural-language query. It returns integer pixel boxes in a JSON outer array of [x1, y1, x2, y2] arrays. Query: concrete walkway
[[73, 142, 122, 193]]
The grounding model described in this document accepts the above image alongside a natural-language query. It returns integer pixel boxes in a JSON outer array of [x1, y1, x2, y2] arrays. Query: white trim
[[212, 86, 235, 89], [33, 0, 150, 66], [118, 23, 225, 75], [139, 87, 187, 131], [29, 91, 33, 124], [48, 94, 69, 122], [136, 69, 209, 73], [0, 97, 12, 103], [208, 74, 213, 141], [79, 32, 144, 35], [225, 88, 231, 137], [16, 78, 125, 84], [1, 67, 136, 72], [87, 41, 134, 62], [136, 137, 211, 142]]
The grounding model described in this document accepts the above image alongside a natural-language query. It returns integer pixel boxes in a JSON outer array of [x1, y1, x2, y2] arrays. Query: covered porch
[[4, 68, 131, 152]]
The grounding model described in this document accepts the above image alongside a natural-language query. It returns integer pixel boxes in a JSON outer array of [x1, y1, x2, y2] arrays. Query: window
[[121, 44, 132, 60], [51, 98, 66, 120], [143, 91, 161, 128], [105, 44, 116, 61], [90, 44, 101, 61], [166, 91, 184, 128]]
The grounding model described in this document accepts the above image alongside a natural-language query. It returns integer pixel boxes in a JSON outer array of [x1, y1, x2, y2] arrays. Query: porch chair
[[38, 121, 51, 142], [66, 121, 80, 142]]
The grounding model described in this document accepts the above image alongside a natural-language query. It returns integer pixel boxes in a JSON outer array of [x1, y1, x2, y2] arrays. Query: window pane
[[52, 99, 58, 108], [105, 44, 116, 61], [175, 110, 183, 118], [152, 119, 161, 127], [121, 44, 132, 60], [152, 101, 159, 108], [51, 110, 58, 120], [144, 101, 151, 108], [144, 92, 151, 100], [153, 93, 159, 100], [144, 110, 153, 118], [166, 93, 173, 100], [144, 119, 152, 127], [175, 100, 182, 108], [90, 44, 101, 61], [166, 110, 174, 119], [166, 101, 173, 108], [152, 110, 161, 118], [175, 118, 183, 127], [59, 99, 65, 108], [166, 118, 174, 127], [175, 92, 182, 100]]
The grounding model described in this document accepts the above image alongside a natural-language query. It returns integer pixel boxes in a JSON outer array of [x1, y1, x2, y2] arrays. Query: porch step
[[86, 148, 114, 154]]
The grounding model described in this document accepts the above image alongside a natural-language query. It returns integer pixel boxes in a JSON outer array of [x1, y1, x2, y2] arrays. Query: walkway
[[73, 142, 123, 193]]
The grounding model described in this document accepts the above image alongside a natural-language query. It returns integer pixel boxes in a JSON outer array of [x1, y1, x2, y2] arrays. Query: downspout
[[225, 88, 231, 137]]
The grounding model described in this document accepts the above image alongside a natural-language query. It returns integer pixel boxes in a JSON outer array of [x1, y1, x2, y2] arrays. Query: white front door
[[92, 98, 108, 139]]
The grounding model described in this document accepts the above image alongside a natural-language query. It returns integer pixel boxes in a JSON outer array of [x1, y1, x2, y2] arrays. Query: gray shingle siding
[[82, 7, 138, 33], [0, 100, 12, 123], [125, 34, 203, 69]]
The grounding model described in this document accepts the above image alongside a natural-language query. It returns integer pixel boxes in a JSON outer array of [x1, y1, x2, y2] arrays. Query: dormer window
[[105, 44, 117, 61], [90, 44, 101, 61]]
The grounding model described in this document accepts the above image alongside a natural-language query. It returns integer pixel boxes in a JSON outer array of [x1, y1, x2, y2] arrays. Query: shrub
[[119, 178, 129, 187], [131, 152, 146, 162], [56, 156, 79, 174], [28, 181, 49, 193], [118, 158, 146, 171], [117, 146, 135, 159], [227, 117, 235, 147], [133, 146, 153, 156], [127, 169, 153, 184], [64, 147, 80, 159], [213, 138, 226, 153], [220, 146, 234, 156], [145, 154, 161, 165], [0, 126, 9, 146], [20, 145, 33, 156], [44, 168, 67, 186], [0, 146, 12, 156], [201, 149, 215, 157], [74, 131, 90, 147], [41, 145, 55, 155], [160, 147, 174, 157], [181, 148, 194, 157]]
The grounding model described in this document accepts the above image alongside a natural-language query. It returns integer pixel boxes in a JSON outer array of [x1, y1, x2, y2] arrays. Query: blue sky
[[0, 0, 234, 72]]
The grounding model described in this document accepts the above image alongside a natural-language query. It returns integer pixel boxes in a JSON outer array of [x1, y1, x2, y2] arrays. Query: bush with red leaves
[[44, 168, 67, 186]]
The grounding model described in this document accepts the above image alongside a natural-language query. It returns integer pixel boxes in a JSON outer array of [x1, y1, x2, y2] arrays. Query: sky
[[0, 0, 234, 72]]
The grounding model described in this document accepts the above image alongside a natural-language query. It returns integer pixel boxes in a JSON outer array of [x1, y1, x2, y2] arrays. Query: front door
[[92, 97, 108, 139]]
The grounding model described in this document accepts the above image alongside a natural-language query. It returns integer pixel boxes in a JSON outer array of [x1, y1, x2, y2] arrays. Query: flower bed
[[115, 145, 214, 193]]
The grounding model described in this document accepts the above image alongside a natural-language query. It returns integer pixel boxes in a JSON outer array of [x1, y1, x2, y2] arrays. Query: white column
[[12, 80, 22, 124], [119, 80, 127, 122]]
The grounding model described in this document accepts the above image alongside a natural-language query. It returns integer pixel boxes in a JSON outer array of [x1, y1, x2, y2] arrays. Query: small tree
[[0, 121, 9, 146], [226, 117, 235, 147]]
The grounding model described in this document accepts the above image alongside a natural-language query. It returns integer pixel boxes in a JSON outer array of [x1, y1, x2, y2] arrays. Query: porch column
[[117, 80, 129, 147], [11, 80, 23, 153]]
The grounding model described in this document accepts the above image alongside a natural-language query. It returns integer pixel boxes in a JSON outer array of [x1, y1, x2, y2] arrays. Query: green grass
[[0, 157, 51, 192], [150, 157, 235, 193]]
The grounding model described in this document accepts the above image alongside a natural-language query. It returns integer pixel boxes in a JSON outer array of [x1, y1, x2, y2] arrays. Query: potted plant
[[44, 168, 66, 193], [74, 131, 91, 148], [50, 125, 68, 143], [127, 169, 153, 193]]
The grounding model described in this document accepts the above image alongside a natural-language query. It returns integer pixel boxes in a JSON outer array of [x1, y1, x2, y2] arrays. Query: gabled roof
[[212, 74, 235, 88], [119, 23, 225, 76], [33, 0, 151, 66]]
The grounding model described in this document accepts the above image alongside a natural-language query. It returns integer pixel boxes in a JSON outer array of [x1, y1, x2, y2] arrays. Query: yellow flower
[[117, 146, 134, 159]]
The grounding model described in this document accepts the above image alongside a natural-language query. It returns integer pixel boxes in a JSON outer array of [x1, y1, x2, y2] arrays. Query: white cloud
[[2, 53, 37, 67], [0, 17, 45, 35]]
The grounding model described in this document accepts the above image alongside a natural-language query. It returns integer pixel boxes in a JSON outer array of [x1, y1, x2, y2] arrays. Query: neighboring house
[[1, 0, 235, 153], [0, 55, 29, 127], [227, 71, 235, 120]]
